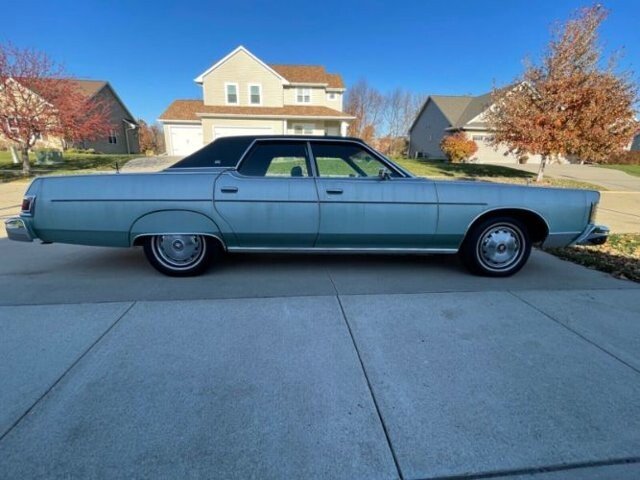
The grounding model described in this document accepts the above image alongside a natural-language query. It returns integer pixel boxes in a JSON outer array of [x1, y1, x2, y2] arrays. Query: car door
[[311, 141, 438, 249], [214, 140, 319, 248]]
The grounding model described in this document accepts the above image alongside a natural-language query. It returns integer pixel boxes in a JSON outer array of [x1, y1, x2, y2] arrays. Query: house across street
[[159, 46, 354, 156]]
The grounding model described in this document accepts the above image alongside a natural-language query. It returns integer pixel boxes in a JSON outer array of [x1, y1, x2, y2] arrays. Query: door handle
[[325, 188, 343, 195], [221, 186, 238, 193]]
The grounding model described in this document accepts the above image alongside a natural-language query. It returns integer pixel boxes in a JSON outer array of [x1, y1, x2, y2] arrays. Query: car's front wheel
[[460, 217, 531, 277], [143, 234, 216, 276]]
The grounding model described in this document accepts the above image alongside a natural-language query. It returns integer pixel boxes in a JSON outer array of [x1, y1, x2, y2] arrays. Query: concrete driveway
[[1, 239, 640, 479], [506, 163, 640, 192], [500, 163, 640, 233]]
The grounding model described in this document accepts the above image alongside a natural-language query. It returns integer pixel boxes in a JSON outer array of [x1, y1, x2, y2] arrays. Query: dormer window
[[249, 84, 262, 105], [225, 83, 238, 104], [296, 88, 311, 104]]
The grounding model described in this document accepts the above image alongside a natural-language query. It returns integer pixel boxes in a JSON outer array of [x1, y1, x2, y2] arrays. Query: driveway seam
[[335, 295, 404, 480], [413, 456, 640, 480], [509, 291, 640, 376], [0, 301, 137, 444], [325, 267, 403, 480], [0, 286, 638, 308]]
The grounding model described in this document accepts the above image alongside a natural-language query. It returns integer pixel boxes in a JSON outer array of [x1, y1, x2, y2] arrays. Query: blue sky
[[3, 0, 638, 123]]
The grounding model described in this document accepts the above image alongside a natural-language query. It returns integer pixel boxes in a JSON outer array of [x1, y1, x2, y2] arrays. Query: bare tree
[[345, 79, 385, 143], [486, 5, 637, 181], [138, 119, 165, 154], [382, 89, 426, 155], [0, 43, 113, 175]]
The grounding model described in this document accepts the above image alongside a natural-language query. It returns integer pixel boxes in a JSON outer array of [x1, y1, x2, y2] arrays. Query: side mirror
[[378, 167, 391, 180]]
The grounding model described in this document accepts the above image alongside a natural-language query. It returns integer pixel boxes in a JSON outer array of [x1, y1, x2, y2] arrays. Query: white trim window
[[225, 83, 239, 105], [296, 88, 311, 104], [248, 84, 262, 105], [293, 123, 314, 135], [108, 129, 118, 144], [327, 92, 337, 101]]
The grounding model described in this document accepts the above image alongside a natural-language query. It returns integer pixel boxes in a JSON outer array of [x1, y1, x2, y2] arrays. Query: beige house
[[159, 46, 354, 156], [409, 92, 550, 164]]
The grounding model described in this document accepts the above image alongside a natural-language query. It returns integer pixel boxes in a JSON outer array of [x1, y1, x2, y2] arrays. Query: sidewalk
[[505, 163, 640, 192]]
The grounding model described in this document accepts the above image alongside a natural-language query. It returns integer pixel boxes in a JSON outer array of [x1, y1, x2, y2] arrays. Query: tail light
[[589, 201, 598, 223], [21, 195, 35, 215]]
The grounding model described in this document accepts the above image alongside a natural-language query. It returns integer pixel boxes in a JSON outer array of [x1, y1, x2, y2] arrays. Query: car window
[[238, 142, 310, 177], [311, 142, 397, 178]]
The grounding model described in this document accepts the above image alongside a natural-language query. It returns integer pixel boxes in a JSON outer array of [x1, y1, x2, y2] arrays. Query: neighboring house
[[0, 78, 139, 154], [409, 92, 548, 164], [71, 80, 139, 154], [159, 46, 354, 156], [630, 133, 640, 151]]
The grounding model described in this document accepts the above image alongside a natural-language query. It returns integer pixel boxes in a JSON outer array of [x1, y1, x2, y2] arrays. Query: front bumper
[[4, 217, 34, 242], [571, 223, 609, 246]]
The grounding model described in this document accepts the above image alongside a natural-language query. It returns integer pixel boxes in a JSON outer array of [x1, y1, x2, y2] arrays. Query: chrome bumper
[[571, 223, 609, 246], [4, 217, 34, 242]]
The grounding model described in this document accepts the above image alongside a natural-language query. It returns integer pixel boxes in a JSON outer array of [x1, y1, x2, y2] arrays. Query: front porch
[[284, 119, 348, 137]]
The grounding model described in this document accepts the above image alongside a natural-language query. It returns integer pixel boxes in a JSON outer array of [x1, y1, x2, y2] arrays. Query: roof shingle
[[269, 64, 344, 88], [159, 100, 354, 121]]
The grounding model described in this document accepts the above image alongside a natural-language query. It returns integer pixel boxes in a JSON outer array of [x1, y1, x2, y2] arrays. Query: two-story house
[[159, 46, 354, 156]]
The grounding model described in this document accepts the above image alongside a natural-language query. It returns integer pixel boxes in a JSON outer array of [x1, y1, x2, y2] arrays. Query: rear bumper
[[571, 223, 609, 246], [4, 217, 34, 242]]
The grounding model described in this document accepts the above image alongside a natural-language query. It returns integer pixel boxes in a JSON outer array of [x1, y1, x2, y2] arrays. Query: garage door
[[214, 126, 273, 139], [170, 125, 203, 156]]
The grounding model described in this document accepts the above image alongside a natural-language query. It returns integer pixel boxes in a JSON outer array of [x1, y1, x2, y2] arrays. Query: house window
[[226, 83, 238, 104], [327, 92, 337, 101], [108, 130, 118, 144], [296, 88, 311, 104], [293, 123, 314, 135], [248, 84, 262, 105]]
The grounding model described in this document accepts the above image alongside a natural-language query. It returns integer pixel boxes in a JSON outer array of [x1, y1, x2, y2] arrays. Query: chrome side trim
[[5, 217, 34, 242], [227, 246, 458, 254], [570, 224, 609, 246], [132, 233, 227, 250]]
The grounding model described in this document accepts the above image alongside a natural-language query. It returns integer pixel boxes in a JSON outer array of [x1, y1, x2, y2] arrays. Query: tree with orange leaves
[[0, 43, 113, 175], [486, 5, 637, 181], [440, 132, 478, 163]]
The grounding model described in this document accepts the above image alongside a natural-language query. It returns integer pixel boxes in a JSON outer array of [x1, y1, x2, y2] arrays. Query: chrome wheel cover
[[152, 235, 206, 270], [476, 224, 524, 272]]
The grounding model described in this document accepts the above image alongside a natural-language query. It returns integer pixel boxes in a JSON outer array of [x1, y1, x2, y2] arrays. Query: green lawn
[[0, 151, 138, 182], [600, 164, 640, 177], [395, 158, 602, 190]]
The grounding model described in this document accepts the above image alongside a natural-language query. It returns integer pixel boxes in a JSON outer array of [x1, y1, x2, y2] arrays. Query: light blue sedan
[[5, 136, 608, 277]]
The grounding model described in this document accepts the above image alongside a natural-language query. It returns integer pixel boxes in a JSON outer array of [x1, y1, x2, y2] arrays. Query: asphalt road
[[1, 240, 640, 479]]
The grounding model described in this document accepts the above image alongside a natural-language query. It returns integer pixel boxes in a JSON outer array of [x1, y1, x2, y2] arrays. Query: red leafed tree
[[486, 5, 638, 181], [0, 43, 113, 175]]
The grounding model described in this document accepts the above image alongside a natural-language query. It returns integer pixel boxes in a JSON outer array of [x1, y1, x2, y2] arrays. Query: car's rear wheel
[[460, 217, 531, 277], [143, 234, 216, 276]]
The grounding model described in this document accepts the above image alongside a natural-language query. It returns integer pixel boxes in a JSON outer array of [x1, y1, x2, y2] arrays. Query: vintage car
[[5, 135, 608, 277]]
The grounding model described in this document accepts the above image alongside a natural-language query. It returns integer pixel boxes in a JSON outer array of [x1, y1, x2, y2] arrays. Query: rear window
[[168, 136, 254, 169]]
